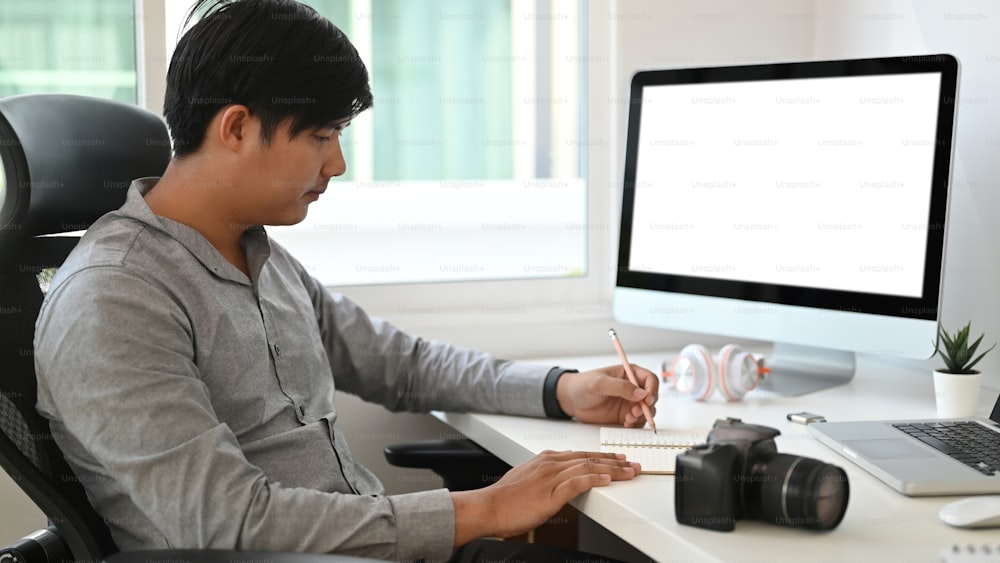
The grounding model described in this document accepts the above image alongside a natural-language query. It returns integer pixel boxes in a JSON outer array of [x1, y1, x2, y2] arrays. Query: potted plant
[[932, 322, 995, 418]]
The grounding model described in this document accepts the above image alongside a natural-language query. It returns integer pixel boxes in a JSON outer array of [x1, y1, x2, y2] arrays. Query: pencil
[[608, 328, 657, 434]]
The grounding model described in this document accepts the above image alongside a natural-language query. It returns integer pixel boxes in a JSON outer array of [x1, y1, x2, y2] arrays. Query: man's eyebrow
[[321, 119, 352, 130]]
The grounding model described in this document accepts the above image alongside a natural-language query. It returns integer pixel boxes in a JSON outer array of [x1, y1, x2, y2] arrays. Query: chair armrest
[[1, 527, 68, 563], [105, 550, 387, 563], [383, 439, 511, 491]]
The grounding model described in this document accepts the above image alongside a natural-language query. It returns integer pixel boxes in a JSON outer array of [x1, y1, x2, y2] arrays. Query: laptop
[[809, 392, 1000, 496]]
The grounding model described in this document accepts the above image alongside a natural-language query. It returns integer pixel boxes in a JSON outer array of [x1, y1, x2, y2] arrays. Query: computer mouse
[[939, 495, 1000, 528]]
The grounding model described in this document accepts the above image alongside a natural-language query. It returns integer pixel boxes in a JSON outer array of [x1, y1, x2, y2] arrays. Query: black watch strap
[[543, 367, 577, 420]]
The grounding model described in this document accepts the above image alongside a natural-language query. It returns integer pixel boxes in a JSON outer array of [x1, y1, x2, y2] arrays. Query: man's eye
[[314, 135, 332, 143]]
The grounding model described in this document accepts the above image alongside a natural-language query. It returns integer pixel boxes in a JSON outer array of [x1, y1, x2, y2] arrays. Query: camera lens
[[747, 453, 849, 530]]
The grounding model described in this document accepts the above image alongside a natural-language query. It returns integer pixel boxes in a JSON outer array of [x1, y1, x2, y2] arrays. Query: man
[[34, 0, 659, 561]]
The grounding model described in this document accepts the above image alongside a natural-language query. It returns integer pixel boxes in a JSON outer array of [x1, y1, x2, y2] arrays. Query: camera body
[[675, 418, 849, 532]]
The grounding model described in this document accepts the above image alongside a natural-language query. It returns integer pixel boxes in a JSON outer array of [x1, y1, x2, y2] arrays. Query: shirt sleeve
[[34, 266, 456, 561], [283, 251, 551, 417]]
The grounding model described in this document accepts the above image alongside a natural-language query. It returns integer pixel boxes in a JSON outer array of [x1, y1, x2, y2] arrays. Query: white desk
[[434, 352, 1000, 563]]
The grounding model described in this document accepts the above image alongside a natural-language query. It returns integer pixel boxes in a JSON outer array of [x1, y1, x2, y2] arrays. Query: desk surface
[[434, 352, 999, 563]]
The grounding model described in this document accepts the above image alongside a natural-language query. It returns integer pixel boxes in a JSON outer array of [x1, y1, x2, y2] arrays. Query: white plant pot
[[932, 369, 982, 418]]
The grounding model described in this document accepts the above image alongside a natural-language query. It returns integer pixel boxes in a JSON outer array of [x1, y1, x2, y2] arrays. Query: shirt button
[[273, 344, 281, 357], [297, 404, 306, 418]]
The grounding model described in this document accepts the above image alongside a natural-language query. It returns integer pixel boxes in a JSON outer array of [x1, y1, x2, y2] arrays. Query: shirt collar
[[120, 177, 271, 285]]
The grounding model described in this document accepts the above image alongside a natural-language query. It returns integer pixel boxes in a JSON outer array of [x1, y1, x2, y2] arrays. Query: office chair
[[0, 93, 382, 563], [0, 93, 166, 563], [383, 438, 511, 491]]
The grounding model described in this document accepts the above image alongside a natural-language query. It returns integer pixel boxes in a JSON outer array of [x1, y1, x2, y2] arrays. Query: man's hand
[[451, 450, 640, 546], [555, 365, 659, 427]]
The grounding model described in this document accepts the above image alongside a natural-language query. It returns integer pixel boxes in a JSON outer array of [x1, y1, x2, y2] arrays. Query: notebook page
[[599, 427, 705, 474]]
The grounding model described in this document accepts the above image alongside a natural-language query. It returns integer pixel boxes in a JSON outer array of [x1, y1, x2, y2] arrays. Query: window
[[172, 1, 610, 322], [0, 0, 137, 248], [0, 1, 137, 102], [210, 0, 590, 287]]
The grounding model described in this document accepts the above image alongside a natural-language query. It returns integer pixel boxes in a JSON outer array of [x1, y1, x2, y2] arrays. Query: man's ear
[[215, 104, 254, 153]]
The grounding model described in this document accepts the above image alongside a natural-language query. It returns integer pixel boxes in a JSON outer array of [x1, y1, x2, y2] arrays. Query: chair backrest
[[0, 94, 171, 562]]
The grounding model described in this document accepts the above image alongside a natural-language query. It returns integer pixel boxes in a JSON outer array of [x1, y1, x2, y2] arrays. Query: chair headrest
[[0, 94, 171, 238]]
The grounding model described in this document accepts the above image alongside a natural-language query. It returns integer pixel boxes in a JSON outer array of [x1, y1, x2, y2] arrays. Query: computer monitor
[[613, 54, 960, 396]]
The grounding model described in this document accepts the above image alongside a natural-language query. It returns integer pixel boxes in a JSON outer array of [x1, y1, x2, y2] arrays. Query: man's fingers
[[593, 374, 649, 402], [535, 451, 640, 480], [631, 401, 656, 420], [553, 472, 613, 499], [539, 449, 628, 463], [545, 459, 638, 502], [624, 410, 642, 428], [552, 456, 639, 481], [631, 364, 660, 398], [592, 365, 659, 405]]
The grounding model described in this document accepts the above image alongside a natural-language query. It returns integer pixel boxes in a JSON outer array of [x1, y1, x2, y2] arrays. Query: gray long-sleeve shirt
[[34, 178, 552, 561]]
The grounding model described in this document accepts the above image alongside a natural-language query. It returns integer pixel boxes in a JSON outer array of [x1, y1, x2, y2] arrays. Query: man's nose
[[323, 139, 347, 177]]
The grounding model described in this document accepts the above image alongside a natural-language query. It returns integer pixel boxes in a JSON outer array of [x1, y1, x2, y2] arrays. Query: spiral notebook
[[599, 427, 706, 474]]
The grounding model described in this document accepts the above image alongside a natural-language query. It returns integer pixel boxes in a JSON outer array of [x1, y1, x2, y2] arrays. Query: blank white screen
[[629, 72, 942, 298]]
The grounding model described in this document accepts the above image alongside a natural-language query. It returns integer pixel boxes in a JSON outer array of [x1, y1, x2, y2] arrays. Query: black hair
[[164, 0, 373, 157]]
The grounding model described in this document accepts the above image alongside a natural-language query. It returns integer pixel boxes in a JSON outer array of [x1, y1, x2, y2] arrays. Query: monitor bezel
[[616, 54, 959, 322]]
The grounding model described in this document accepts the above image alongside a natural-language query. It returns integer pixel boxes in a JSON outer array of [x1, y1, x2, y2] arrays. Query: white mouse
[[939, 495, 1000, 528]]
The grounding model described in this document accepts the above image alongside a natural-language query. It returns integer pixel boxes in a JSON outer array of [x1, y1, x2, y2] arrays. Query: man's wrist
[[543, 367, 577, 419]]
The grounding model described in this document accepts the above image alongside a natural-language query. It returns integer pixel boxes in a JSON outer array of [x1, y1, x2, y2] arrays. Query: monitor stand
[[757, 343, 856, 396]]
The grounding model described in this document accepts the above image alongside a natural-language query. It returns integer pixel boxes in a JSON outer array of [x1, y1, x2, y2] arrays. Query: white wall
[[607, 0, 1000, 391], [809, 0, 1000, 389]]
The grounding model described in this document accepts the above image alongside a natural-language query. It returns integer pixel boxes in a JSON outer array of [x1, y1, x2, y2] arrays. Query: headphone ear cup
[[669, 344, 715, 401], [716, 344, 760, 401]]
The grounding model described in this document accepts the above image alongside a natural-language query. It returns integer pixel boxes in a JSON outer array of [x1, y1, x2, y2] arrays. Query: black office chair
[[0, 93, 383, 563], [0, 93, 168, 563], [383, 439, 511, 492]]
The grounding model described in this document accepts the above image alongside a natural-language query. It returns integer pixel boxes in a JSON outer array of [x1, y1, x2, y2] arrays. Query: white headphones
[[661, 344, 769, 401]]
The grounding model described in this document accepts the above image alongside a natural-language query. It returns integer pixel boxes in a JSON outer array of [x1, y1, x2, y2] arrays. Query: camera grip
[[675, 443, 741, 531]]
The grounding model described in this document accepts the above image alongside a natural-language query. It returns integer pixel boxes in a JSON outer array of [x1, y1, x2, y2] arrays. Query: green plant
[[934, 322, 996, 374]]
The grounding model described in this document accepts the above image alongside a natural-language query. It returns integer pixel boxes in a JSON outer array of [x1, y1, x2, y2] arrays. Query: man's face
[[234, 116, 348, 227]]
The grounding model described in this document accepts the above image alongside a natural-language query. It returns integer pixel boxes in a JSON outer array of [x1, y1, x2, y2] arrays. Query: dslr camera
[[675, 417, 849, 532]]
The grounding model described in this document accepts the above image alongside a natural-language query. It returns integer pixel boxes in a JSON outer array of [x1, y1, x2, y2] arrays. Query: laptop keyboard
[[892, 422, 1000, 476]]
